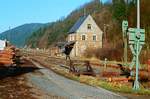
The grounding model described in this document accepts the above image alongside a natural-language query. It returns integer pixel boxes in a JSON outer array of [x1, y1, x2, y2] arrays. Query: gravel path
[[27, 61, 127, 99]]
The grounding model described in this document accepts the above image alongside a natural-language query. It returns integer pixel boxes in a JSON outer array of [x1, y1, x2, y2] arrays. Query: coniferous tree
[[112, 0, 127, 24]]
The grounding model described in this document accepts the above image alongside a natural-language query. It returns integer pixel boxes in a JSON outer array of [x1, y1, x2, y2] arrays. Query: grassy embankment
[[30, 56, 150, 95]]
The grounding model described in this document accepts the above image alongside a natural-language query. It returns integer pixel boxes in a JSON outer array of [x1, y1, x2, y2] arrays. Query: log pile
[[107, 77, 129, 83], [0, 47, 15, 66], [102, 71, 120, 77]]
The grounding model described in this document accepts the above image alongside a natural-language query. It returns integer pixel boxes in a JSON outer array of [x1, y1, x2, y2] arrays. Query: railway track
[[19, 50, 150, 98], [21, 50, 149, 80], [23, 50, 147, 71]]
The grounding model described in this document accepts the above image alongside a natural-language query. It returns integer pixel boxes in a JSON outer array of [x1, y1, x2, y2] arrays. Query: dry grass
[[84, 47, 123, 61], [26, 51, 150, 95], [48, 64, 150, 95]]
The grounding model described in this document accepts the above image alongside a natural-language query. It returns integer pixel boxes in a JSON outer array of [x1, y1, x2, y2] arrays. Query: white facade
[[0, 40, 6, 50], [76, 15, 102, 35], [68, 15, 103, 57]]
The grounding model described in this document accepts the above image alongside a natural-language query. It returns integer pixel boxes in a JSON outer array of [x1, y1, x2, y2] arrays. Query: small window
[[69, 35, 72, 41], [87, 24, 91, 29], [72, 36, 74, 41], [93, 35, 96, 41], [82, 35, 86, 40]]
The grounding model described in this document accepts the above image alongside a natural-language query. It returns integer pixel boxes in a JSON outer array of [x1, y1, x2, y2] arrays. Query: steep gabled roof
[[68, 15, 88, 33]]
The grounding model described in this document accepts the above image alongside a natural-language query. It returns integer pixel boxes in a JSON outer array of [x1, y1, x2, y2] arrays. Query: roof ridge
[[68, 15, 90, 34]]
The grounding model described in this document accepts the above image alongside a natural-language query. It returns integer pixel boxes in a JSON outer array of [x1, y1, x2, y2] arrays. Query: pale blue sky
[[0, 0, 109, 33]]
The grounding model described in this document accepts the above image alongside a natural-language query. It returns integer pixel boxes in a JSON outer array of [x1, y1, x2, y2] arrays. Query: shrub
[[84, 47, 123, 61]]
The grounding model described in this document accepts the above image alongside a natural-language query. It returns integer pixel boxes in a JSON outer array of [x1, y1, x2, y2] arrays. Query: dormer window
[[87, 24, 91, 29]]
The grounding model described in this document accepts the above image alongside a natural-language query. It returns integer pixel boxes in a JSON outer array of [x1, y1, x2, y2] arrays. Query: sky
[[0, 0, 109, 33]]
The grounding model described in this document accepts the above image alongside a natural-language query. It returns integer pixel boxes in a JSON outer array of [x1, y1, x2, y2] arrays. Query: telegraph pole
[[103, 24, 109, 48], [123, 28, 128, 66], [123, 0, 129, 66], [122, 0, 145, 91], [133, 0, 140, 90], [122, 21, 128, 66], [122, 0, 130, 66], [137, 0, 140, 29]]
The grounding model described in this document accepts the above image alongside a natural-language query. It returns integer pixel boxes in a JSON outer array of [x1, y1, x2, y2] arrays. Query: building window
[[81, 35, 86, 40], [72, 36, 74, 41], [93, 35, 96, 41], [87, 24, 91, 29], [69, 35, 72, 41]]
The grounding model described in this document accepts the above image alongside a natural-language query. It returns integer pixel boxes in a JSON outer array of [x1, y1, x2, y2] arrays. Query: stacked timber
[[0, 47, 15, 66], [107, 77, 128, 83], [102, 71, 120, 77]]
